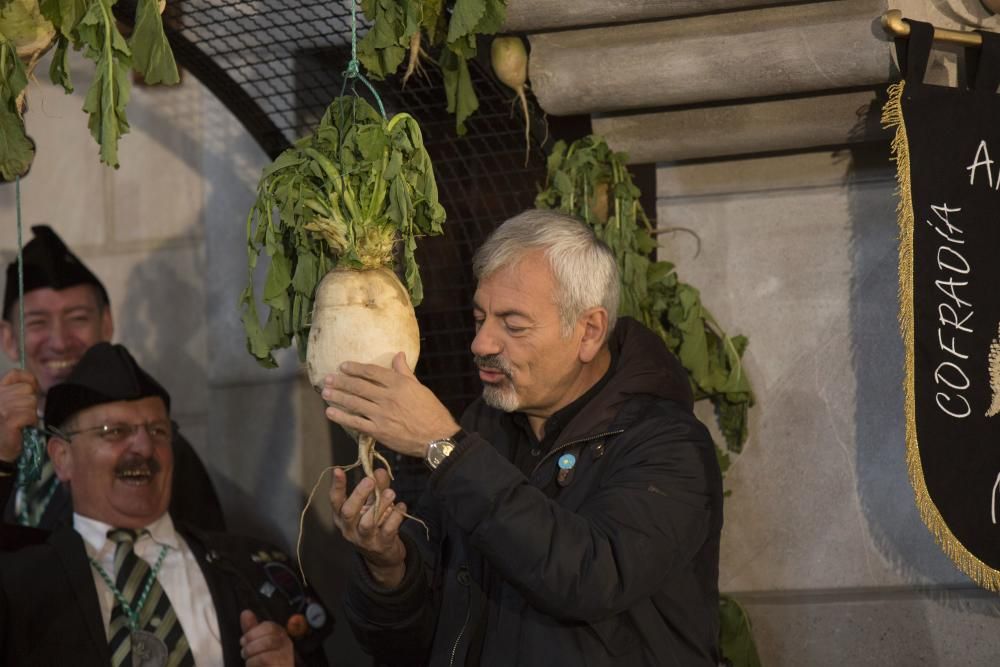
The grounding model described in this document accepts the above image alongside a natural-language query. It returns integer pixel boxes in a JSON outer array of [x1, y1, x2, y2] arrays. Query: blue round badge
[[558, 453, 576, 470]]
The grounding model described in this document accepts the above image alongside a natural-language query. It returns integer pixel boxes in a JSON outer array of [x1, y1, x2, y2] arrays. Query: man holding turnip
[[324, 210, 723, 666], [0, 225, 224, 538]]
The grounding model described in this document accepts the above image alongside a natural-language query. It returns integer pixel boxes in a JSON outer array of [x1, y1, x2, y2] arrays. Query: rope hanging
[[338, 0, 387, 119], [13, 175, 46, 485]]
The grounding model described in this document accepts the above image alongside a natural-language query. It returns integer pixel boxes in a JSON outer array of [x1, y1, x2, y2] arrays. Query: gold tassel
[[882, 80, 1000, 591], [987, 323, 1000, 417]]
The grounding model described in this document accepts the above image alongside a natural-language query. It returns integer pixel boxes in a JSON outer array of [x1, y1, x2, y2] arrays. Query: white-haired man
[[323, 210, 723, 666]]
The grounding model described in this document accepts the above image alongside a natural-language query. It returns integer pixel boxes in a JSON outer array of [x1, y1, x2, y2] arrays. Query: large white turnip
[[306, 266, 421, 496]]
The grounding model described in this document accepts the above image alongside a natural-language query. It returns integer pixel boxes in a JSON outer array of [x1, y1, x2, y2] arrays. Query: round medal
[[131, 629, 169, 667]]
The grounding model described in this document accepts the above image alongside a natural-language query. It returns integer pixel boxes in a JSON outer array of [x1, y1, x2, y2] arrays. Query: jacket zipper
[[449, 600, 472, 667], [529, 429, 625, 477]]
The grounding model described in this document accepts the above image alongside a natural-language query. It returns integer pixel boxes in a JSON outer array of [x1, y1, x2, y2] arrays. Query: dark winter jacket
[[345, 317, 724, 666]]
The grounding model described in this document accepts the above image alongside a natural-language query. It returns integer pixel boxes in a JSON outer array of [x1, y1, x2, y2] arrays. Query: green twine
[[339, 0, 387, 119], [90, 541, 170, 631], [13, 174, 45, 486]]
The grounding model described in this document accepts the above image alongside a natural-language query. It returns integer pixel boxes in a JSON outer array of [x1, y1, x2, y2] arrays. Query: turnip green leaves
[[536, 136, 755, 456], [358, 0, 506, 135], [0, 0, 179, 177], [0, 36, 33, 180]]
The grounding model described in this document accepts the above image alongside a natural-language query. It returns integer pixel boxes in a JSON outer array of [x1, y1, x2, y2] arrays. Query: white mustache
[[474, 355, 512, 378]]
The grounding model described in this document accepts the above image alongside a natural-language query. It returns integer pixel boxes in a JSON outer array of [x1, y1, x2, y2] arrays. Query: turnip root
[[491, 35, 530, 167], [306, 266, 419, 519], [401, 31, 426, 87]]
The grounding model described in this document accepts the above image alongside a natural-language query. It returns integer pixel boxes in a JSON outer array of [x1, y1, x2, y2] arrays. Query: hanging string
[[338, 0, 387, 119], [14, 175, 45, 486]]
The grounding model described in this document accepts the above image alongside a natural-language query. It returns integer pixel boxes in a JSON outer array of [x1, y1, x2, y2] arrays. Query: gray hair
[[473, 209, 620, 339]]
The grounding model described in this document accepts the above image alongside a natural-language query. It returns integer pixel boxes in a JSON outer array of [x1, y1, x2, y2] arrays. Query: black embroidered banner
[[883, 21, 1000, 589]]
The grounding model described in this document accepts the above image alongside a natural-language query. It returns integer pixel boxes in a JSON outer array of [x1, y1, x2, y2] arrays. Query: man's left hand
[[239, 609, 293, 666], [322, 351, 460, 458]]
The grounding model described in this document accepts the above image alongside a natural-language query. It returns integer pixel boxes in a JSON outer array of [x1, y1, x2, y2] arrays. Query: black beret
[[45, 343, 171, 428], [4, 225, 110, 319]]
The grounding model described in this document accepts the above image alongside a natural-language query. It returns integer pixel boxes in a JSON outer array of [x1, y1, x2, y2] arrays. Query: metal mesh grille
[[115, 0, 550, 499]]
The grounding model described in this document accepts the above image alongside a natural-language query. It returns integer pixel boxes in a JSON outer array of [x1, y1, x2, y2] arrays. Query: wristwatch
[[424, 431, 464, 470]]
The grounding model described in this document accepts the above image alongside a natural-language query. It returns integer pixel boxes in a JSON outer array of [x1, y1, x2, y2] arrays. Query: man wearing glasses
[[0, 342, 332, 665], [0, 226, 223, 534]]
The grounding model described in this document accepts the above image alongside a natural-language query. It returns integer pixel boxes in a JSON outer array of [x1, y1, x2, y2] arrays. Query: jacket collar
[[50, 526, 111, 663]]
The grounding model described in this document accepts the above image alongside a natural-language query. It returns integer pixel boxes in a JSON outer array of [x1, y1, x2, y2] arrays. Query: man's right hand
[[330, 467, 408, 588], [0, 369, 39, 464]]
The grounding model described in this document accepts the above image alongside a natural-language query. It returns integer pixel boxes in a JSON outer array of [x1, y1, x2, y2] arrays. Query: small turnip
[[491, 35, 531, 166], [401, 31, 426, 87]]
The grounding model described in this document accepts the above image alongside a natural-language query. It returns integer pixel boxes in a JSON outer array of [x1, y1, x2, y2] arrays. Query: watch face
[[426, 439, 455, 469]]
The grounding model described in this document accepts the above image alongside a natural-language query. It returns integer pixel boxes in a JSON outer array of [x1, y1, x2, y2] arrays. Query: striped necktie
[[107, 528, 194, 667]]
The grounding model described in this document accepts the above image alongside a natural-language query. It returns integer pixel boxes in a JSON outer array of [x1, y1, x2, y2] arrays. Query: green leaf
[[263, 250, 292, 305], [0, 105, 34, 181], [0, 37, 33, 180], [446, 0, 485, 44], [475, 0, 506, 36], [38, 0, 83, 37], [48, 35, 73, 92], [719, 595, 762, 667], [130, 0, 179, 85], [0, 37, 28, 103], [440, 48, 477, 135], [78, 0, 132, 167], [291, 249, 319, 296], [403, 234, 423, 306]]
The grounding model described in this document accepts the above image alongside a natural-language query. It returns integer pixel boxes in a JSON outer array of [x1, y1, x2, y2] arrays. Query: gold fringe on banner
[[881, 80, 1000, 591]]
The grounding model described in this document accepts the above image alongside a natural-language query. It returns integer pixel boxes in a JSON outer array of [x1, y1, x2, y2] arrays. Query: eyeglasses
[[51, 420, 175, 445]]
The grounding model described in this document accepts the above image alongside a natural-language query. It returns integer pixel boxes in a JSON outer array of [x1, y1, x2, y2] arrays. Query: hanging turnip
[[241, 96, 445, 531], [491, 35, 531, 166]]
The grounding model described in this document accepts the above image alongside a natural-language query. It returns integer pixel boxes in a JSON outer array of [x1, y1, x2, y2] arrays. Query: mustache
[[474, 354, 512, 378], [115, 456, 161, 476]]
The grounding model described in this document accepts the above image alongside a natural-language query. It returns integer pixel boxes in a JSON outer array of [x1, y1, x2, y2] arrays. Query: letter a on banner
[[882, 21, 1000, 589]]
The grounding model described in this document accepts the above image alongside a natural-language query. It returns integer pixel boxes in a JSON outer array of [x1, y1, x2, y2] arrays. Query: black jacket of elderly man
[[0, 343, 332, 666]]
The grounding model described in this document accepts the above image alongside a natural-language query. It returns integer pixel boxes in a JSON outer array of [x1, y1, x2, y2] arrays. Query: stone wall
[[659, 146, 1000, 664]]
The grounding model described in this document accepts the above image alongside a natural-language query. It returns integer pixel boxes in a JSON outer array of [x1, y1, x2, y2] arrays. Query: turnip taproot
[[491, 35, 530, 166], [401, 31, 426, 86]]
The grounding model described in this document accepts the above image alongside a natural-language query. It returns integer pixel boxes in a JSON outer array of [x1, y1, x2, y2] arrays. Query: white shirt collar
[[74, 512, 180, 557]]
